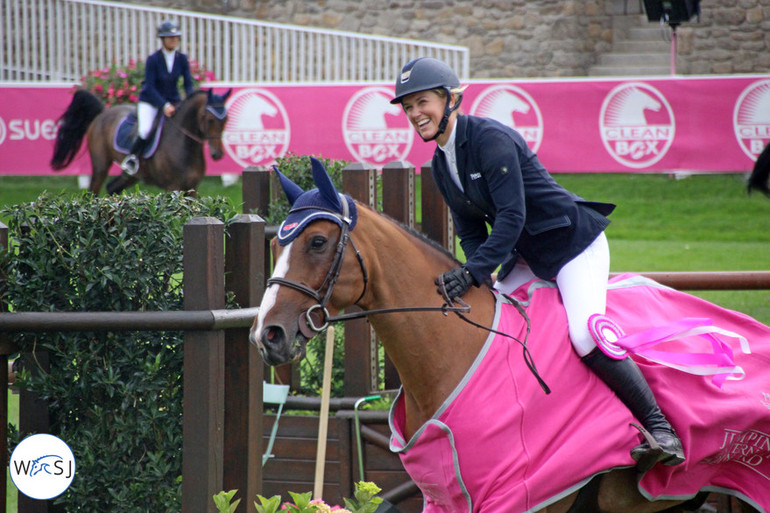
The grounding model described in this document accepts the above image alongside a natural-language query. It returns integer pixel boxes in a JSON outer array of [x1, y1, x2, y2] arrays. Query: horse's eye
[[309, 235, 327, 251]]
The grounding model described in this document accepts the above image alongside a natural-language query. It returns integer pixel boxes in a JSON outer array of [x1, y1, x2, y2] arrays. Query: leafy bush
[[214, 481, 384, 513], [1, 191, 237, 512], [79, 58, 216, 106], [266, 153, 347, 226]]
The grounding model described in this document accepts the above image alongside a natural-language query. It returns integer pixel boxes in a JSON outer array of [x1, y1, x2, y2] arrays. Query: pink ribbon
[[589, 315, 750, 388]]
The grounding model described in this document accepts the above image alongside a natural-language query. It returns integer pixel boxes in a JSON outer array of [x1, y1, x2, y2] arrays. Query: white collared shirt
[[162, 48, 176, 73], [438, 122, 463, 192]]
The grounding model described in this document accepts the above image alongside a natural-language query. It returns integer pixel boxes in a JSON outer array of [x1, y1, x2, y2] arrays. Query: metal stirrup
[[121, 155, 139, 176]]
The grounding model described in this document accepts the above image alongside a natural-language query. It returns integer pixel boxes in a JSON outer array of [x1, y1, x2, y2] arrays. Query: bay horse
[[50, 88, 231, 195], [251, 158, 769, 513]]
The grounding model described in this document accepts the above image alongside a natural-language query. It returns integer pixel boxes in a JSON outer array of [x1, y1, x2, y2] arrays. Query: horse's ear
[[310, 157, 342, 212], [274, 165, 304, 206], [206, 89, 212, 100], [222, 88, 232, 101]]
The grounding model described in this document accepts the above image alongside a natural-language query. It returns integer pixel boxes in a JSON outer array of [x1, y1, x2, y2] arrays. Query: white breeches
[[494, 232, 610, 357], [137, 101, 158, 140]]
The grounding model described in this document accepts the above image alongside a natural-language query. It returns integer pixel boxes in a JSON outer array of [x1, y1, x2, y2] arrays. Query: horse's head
[[200, 89, 231, 160], [250, 158, 366, 366]]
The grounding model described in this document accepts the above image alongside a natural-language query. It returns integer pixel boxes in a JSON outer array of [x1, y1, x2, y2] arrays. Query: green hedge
[[1, 191, 236, 512]]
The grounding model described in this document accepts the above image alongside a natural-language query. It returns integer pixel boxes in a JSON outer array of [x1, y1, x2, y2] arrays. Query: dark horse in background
[[747, 141, 770, 196], [50, 88, 230, 195]]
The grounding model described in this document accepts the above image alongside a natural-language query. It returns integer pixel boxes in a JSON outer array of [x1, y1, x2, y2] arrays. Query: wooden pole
[[182, 217, 225, 513], [314, 326, 336, 499]]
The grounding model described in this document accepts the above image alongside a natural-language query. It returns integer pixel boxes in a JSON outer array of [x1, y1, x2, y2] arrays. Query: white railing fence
[[1, 0, 470, 83]]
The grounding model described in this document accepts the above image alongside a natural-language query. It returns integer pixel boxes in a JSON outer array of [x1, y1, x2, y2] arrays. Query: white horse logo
[[734, 79, 770, 160], [736, 81, 770, 124], [229, 94, 279, 130], [603, 86, 661, 126], [223, 88, 290, 167], [599, 82, 675, 169], [342, 86, 413, 164], [346, 91, 401, 130], [470, 85, 544, 152], [474, 89, 531, 128]]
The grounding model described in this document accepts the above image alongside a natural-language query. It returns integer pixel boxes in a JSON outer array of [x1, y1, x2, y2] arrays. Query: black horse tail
[[50, 89, 104, 170], [747, 141, 770, 196]]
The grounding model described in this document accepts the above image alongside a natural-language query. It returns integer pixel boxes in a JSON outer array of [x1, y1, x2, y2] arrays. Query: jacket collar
[[454, 114, 469, 150]]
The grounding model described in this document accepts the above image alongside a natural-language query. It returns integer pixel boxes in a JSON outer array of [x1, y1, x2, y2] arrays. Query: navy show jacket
[[430, 114, 615, 284], [138, 49, 195, 109]]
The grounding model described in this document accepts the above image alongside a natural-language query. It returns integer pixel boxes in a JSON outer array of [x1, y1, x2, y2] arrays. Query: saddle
[[113, 110, 165, 158]]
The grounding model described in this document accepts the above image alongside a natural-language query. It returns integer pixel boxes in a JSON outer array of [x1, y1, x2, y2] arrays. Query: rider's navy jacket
[[430, 114, 615, 284], [139, 49, 194, 109]]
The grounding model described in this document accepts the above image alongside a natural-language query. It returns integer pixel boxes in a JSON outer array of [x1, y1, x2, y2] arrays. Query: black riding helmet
[[390, 57, 463, 141], [157, 20, 182, 38]]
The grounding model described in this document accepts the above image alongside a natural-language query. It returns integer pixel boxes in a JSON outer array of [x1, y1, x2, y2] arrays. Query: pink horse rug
[[388, 273, 770, 513]]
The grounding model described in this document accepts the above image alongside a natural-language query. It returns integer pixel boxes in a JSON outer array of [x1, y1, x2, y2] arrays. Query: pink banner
[[2, 75, 768, 176]]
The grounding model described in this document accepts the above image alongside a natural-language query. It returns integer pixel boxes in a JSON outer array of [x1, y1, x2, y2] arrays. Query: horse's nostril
[[261, 326, 285, 347]]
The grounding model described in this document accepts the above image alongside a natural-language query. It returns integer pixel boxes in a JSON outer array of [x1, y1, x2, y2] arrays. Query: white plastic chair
[[262, 382, 291, 466]]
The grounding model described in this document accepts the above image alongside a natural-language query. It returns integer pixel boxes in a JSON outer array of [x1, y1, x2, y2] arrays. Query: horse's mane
[[180, 90, 208, 107], [357, 203, 462, 267]]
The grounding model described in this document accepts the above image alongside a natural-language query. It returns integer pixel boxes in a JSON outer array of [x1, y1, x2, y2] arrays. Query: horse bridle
[[266, 197, 551, 394]]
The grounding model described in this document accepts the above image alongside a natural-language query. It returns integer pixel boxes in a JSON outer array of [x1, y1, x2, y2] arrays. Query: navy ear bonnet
[[275, 157, 358, 246]]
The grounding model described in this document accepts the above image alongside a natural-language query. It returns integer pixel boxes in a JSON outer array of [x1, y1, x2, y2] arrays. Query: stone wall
[[134, 0, 770, 77], [675, 0, 770, 74]]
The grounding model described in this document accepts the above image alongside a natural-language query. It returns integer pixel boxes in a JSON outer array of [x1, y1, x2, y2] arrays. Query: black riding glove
[[436, 266, 475, 300]]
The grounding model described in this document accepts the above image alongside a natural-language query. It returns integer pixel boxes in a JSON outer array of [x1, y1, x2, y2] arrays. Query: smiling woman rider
[[390, 56, 685, 471]]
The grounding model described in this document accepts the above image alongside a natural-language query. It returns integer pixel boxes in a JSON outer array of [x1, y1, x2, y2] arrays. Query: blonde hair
[[432, 85, 468, 99], [431, 85, 467, 112]]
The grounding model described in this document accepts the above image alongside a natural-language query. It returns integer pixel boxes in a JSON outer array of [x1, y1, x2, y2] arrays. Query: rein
[[267, 203, 550, 394]]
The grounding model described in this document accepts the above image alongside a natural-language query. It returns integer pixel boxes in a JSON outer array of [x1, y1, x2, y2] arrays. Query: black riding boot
[[581, 348, 685, 471], [120, 136, 147, 175]]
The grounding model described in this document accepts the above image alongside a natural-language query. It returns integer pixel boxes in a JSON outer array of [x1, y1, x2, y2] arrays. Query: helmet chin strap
[[420, 89, 463, 142]]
